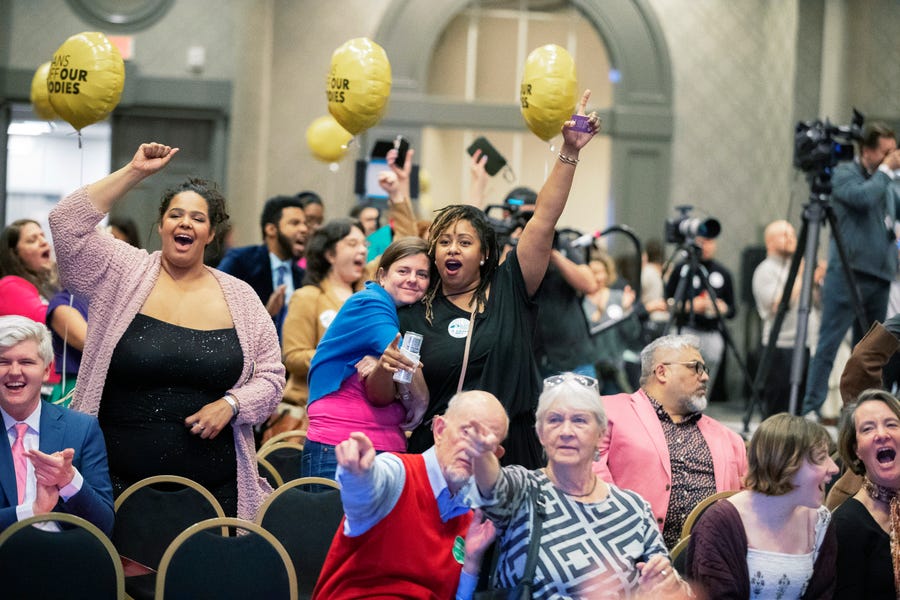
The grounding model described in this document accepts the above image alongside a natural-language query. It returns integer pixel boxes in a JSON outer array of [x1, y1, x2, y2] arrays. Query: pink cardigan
[[594, 388, 747, 532], [49, 187, 285, 520]]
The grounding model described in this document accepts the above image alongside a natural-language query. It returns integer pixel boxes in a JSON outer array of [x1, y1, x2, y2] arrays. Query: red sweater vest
[[313, 453, 473, 599]]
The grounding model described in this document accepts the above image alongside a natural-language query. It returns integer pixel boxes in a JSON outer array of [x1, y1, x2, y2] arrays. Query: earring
[[480, 259, 485, 266], [594, 449, 601, 462]]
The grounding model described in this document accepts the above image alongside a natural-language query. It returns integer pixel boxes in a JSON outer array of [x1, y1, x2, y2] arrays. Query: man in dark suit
[[218, 195, 309, 336], [0, 316, 113, 535]]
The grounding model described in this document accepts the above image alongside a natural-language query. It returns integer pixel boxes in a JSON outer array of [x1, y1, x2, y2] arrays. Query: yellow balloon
[[306, 115, 353, 162], [47, 32, 125, 131], [520, 44, 578, 141], [326, 38, 391, 135], [418, 167, 431, 194], [30, 62, 57, 121]]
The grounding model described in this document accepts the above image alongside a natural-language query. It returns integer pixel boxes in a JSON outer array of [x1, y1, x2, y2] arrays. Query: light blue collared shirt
[[269, 252, 295, 303], [336, 446, 477, 536], [335, 447, 479, 599]]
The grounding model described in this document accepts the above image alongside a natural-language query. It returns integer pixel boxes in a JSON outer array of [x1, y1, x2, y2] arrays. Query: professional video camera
[[794, 109, 864, 174], [484, 198, 534, 249], [664, 205, 721, 245]]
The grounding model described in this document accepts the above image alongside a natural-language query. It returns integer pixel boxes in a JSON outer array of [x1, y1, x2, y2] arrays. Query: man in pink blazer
[[594, 334, 747, 548]]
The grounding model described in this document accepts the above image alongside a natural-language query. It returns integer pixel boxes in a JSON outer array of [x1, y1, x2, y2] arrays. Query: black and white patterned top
[[479, 466, 669, 599]]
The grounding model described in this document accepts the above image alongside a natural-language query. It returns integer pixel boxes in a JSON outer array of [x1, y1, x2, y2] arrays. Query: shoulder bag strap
[[516, 483, 545, 599], [456, 308, 477, 393]]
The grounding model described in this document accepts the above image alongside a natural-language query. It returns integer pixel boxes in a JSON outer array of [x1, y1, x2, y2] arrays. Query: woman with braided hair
[[399, 90, 600, 468]]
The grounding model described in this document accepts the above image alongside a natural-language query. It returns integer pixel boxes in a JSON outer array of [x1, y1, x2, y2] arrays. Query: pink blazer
[[593, 389, 747, 531]]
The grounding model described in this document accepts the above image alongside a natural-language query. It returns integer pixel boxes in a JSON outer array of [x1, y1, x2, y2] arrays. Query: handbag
[[474, 483, 545, 600]]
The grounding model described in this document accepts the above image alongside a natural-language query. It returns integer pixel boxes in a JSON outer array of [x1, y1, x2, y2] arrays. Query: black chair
[[258, 441, 304, 486], [670, 535, 690, 577], [0, 512, 125, 599], [156, 517, 297, 600], [112, 475, 226, 599], [256, 477, 343, 598], [680, 490, 738, 539], [259, 428, 306, 451], [258, 455, 285, 489]]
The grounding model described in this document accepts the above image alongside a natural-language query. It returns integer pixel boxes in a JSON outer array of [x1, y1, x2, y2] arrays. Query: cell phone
[[466, 136, 508, 176], [394, 135, 410, 169]]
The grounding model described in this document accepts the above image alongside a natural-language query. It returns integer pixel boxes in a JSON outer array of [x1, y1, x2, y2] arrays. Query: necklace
[[864, 475, 898, 504], [546, 469, 598, 498], [443, 283, 480, 298], [563, 476, 598, 498]]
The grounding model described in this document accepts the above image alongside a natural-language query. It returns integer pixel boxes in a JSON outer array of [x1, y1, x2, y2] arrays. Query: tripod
[[744, 171, 867, 428], [663, 239, 756, 407]]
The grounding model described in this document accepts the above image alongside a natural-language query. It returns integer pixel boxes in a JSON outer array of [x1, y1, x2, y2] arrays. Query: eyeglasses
[[660, 361, 709, 376], [543, 373, 600, 392], [342, 238, 371, 249]]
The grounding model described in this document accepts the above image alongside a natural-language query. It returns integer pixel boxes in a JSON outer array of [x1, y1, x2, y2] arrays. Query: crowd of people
[[2, 93, 900, 598]]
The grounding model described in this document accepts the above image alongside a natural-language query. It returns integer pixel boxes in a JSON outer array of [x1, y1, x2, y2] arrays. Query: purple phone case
[[570, 114, 592, 133]]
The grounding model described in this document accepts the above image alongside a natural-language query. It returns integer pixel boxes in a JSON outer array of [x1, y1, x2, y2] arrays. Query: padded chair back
[[113, 475, 226, 570], [260, 428, 306, 451], [256, 477, 344, 597], [258, 455, 284, 488], [0, 512, 125, 600], [258, 441, 304, 485], [680, 490, 738, 539], [156, 517, 297, 600], [670, 535, 690, 576]]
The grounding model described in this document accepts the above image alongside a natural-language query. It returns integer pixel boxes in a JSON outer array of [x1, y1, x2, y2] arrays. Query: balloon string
[[78, 132, 85, 187]]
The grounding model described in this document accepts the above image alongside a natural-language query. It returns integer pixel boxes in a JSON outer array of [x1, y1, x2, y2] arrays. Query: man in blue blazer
[[218, 195, 309, 336], [0, 316, 113, 535]]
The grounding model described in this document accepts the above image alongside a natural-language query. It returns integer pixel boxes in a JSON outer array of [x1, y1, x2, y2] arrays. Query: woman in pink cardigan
[[49, 142, 285, 519]]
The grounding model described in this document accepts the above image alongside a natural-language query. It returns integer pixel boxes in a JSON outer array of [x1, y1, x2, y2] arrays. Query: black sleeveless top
[[99, 313, 243, 516]]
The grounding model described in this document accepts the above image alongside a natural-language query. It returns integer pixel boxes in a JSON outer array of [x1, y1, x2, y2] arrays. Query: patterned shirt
[[476, 467, 668, 599], [647, 395, 717, 548]]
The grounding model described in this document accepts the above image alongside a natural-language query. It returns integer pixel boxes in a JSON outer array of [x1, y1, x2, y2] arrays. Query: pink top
[[0, 276, 60, 384], [0, 276, 48, 323], [306, 375, 406, 451]]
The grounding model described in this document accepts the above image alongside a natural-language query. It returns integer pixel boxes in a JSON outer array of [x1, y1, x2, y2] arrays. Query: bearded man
[[593, 334, 747, 548]]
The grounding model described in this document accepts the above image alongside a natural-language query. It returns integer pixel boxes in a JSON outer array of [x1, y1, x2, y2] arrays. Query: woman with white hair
[[461, 372, 687, 598]]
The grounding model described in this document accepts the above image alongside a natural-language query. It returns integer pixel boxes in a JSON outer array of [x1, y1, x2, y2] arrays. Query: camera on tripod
[[793, 109, 864, 174], [665, 205, 721, 245]]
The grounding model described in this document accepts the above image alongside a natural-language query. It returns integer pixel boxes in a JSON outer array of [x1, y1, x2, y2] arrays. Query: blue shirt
[[335, 447, 478, 599], [268, 252, 296, 303], [307, 281, 400, 404]]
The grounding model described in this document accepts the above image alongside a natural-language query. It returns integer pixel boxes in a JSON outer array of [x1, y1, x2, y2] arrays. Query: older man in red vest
[[313, 390, 508, 600]]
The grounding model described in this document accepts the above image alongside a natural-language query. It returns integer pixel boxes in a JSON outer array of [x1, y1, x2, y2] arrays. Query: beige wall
[[4, 0, 900, 256]]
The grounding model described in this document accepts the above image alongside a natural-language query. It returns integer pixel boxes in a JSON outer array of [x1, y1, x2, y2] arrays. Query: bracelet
[[557, 152, 579, 166], [223, 394, 240, 417]]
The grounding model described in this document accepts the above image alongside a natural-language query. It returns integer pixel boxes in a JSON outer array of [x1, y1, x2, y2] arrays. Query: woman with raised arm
[[399, 90, 599, 468], [49, 143, 284, 519], [461, 373, 684, 598]]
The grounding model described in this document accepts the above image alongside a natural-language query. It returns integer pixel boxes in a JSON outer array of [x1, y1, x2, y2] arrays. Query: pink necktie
[[12, 423, 28, 505]]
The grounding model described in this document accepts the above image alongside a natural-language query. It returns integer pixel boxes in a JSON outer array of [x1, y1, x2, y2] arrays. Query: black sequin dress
[[99, 313, 243, 516]]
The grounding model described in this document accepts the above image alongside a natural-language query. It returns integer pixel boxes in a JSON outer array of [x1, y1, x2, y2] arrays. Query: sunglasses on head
[[542, 373, 600, 392]]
